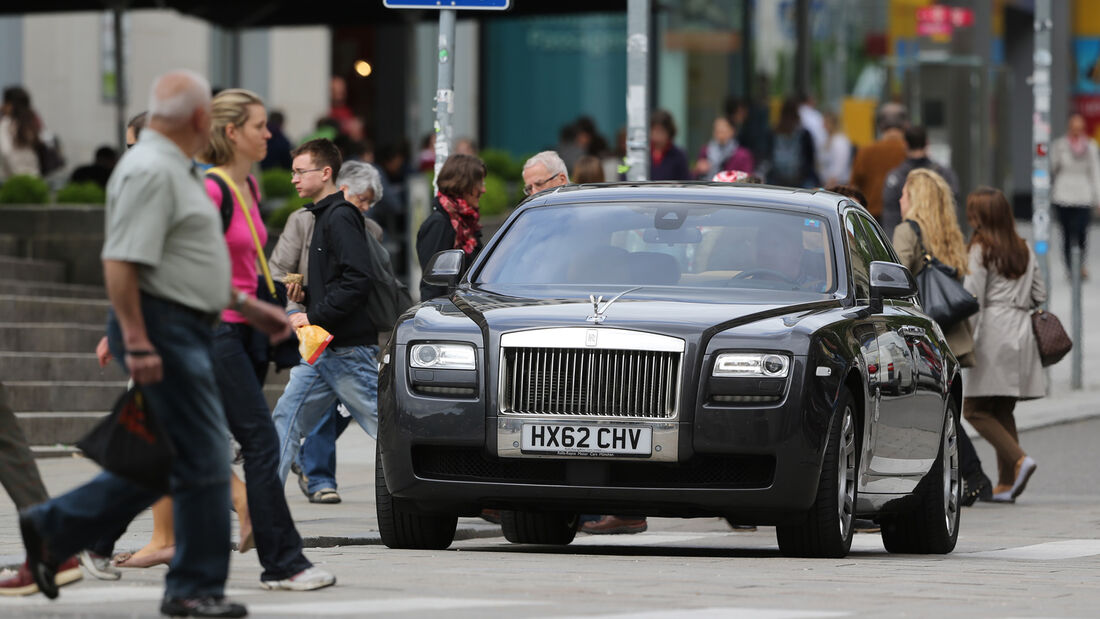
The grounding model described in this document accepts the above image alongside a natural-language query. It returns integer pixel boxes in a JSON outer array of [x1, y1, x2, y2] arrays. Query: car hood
[[451, 285, 840, 341]]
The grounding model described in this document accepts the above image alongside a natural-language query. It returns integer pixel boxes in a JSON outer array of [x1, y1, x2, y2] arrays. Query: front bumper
[[379, 344, 835, 522]]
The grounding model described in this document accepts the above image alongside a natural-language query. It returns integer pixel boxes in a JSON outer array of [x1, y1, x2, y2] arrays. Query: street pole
[[112, 4, 127, 152], [625, 0, 650, 182], [1032, 0, 1052, 299], [433, 9, 456, 187], [1071, 246, 1083, 389]]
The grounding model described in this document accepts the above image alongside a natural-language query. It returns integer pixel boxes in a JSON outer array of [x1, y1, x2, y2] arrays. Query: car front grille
[[500, 347, 681, 419]]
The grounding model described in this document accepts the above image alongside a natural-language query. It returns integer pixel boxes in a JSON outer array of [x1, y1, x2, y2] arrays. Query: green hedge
[[268, 194, 311, 229], [55, 181, 106, 205], [260, 168, 295, 199], [0, 175, 50, 204]]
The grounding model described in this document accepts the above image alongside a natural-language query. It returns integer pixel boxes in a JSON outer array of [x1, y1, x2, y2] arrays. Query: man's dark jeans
[[23, 295, 231, 598], [213, 323, 311, 582], [298, 404, 351, 494]]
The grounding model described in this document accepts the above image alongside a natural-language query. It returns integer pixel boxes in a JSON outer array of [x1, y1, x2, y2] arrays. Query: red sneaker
[[0, 557, 83, 597]]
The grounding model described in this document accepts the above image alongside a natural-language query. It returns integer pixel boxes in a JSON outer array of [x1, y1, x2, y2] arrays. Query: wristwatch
[[232, 290, 249, 312]]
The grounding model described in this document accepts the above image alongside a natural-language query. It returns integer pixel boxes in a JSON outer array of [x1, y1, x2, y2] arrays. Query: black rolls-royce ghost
[[376, 183, 962, 558]]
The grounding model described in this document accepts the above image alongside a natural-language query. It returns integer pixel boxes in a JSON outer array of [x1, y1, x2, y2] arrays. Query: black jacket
[[305, 191, 377, 346], [881, 157, 960, 239], [415, 198, 483, 301]]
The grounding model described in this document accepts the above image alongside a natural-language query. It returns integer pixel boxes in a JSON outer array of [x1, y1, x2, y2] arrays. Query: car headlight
[[713, 352, 790, 378], [409, 343, 476, 370]]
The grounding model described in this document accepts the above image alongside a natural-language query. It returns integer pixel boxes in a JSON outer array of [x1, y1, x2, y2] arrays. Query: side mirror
[[869, 261, 917, 311], [423, 249, 465, 289]]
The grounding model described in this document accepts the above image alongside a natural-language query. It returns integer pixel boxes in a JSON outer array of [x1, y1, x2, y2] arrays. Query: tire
[[501, 510, 578, 545], [776, 387, 858, 558], [375, 448, 457, 550], [881, 399, 961, 554]]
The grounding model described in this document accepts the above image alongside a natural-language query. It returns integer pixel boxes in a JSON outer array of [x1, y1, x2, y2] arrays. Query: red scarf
[[437, 192, 481, 255]]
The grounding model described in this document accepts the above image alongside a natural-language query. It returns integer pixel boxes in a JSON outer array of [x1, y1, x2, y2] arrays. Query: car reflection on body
[[375, 182, 962, 559]]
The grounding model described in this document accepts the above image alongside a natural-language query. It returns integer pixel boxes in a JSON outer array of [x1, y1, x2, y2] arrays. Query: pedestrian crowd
[[0, 66, 1089, 618]]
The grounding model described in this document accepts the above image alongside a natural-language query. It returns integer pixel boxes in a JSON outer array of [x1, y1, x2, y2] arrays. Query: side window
[[857, 216, 895, 263], [845, 213, 872, 300]]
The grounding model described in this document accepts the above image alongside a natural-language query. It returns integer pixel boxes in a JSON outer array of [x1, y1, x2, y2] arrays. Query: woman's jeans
[[1055, 204, 1093, 270], [213, 322, 311, 582], [24, 295, 231, 598]]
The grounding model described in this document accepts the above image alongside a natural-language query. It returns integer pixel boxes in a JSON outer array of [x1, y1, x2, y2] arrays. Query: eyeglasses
[[523, 174, 559, 196], [291, 167, 324, 179]]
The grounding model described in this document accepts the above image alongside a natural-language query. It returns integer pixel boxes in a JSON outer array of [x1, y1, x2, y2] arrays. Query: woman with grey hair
[[336, 160, 384, 213]]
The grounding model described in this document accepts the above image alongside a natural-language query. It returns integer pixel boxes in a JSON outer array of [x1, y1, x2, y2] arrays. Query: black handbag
[[908, 222, 979, 328], [76, 387, 176, 493]]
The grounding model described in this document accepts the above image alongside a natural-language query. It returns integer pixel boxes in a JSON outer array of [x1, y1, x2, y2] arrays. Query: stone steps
[[0, 352, 125, 382], [1, 295, 111, 325], [0, 323, 105, 353], [8, 381, 289, 415], [0, 255, 66, 283], [15, 411, 110, 445], [0, 278, 106, 300]]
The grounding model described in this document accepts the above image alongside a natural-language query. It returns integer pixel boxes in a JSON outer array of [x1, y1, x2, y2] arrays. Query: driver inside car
[[744, 222, 827, 291]]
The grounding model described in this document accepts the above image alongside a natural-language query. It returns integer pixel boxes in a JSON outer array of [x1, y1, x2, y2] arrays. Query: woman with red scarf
[[1051, 113, 1100, 280], [417, 153, 486, 300]]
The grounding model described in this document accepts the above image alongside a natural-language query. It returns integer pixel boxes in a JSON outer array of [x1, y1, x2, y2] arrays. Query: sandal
[[308, 488, 341, 504], [114, 546, 175, 568]]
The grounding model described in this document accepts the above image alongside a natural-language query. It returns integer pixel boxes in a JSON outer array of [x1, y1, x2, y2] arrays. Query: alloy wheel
[[837, 405, 856, 540]]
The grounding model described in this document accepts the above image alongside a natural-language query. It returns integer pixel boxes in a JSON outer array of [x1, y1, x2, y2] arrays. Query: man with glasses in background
[[522, 151, 569, 196]]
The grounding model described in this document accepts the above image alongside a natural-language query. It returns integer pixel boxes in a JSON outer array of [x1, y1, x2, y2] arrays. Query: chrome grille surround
[[498, 328, 685, 420]]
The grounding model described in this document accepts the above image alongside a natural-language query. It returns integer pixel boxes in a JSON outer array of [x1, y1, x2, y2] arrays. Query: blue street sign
[[384, 0, 510, 9]]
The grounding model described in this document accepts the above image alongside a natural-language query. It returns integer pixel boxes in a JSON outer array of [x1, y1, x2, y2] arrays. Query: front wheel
[[881, 399, 961, 554], [776, 387, 858, 558], [375, 449, 457, 550], [501, 510, 578, 545]]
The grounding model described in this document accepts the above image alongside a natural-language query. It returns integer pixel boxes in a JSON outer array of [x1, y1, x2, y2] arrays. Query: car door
[[842, 211, 891, 489], [857, 214, 943, 479]]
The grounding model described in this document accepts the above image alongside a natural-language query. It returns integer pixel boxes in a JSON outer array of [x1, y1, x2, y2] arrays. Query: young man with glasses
[[271, 139, 382, 489], [521, 151, 569, 196]]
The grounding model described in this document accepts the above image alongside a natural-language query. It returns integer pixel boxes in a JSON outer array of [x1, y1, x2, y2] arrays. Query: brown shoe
[[579, 515, 647, 535]]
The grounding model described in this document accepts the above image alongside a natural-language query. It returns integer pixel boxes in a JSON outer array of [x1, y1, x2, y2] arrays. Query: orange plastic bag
[[296, 325, 333, 364]]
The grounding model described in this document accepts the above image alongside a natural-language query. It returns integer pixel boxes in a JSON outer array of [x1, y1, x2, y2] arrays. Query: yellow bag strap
[[208, 167, 276, 297]]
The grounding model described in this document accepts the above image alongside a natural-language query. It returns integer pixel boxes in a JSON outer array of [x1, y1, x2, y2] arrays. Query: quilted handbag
[[1031, 310, 1072, 367], [908, 222, 979, 328]]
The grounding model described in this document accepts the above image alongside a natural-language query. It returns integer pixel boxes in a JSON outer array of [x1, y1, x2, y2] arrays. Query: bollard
[[1071, 244, 1083, 389]]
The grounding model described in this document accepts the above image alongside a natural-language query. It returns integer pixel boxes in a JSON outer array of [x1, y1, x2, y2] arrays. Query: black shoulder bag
[[908, 221, 979, 328]]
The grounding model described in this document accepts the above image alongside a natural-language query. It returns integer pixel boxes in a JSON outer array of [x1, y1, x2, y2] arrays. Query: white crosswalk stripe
[[554, 609, 849, 619], [248, 597, 543, 615]]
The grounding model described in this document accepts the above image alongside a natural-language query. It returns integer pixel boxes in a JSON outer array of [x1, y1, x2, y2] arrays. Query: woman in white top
[[1050, 113, 1100, 280], [821, 111, 852, 187], [0, 86, 41, 181]]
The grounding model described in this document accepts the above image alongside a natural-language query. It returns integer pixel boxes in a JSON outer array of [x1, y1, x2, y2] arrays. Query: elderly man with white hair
[[15, 70, 288, 618], [267, 159, 386, 505], [522, 150, 569, 196]]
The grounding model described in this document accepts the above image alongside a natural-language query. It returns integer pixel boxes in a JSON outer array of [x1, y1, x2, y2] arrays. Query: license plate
[[520, 423, 652, 457]]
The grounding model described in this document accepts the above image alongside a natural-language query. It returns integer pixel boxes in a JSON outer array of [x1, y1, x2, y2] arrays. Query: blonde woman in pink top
[[200, 89, 335, 591]]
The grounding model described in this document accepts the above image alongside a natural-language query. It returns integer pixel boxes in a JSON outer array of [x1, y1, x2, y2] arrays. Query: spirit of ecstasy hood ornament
[[586, 287, 642, 324]]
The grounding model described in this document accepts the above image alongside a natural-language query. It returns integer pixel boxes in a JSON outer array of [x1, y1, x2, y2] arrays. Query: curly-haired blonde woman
[[892, 169, 992, 505], [892, 167, 975, 364]]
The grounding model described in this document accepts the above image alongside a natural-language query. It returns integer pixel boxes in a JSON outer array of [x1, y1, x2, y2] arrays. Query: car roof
[[523, 181, 860, 217]]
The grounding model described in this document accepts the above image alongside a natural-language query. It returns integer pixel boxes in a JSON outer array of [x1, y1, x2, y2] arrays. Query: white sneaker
[[260, 567, 335, 591], [78, 550, 121, 581]]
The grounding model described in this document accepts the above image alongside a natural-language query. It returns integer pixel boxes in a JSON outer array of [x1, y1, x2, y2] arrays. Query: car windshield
[[474, 202, 836, 294]]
